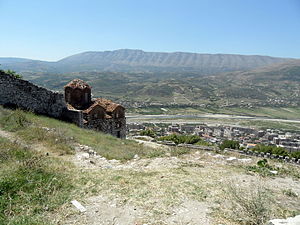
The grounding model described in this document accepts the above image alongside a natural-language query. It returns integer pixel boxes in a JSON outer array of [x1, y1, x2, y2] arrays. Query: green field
[[128, 106, 300, 120]]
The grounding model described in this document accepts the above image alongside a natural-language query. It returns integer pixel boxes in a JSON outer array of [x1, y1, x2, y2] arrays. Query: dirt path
[[2, 129, 299, 225], [0, 129, 17, 142]]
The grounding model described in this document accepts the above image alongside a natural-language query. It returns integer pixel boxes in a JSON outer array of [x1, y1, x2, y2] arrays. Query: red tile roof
[[83, 102, 105, 113], [65, 79, 91, 89], [94, 98, 123, 112], [83, 98, 124, 115]]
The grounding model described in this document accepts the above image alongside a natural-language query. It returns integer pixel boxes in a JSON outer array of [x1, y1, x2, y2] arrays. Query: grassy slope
[[1, 107, 300, 224], [0, 136, 74, 225], [0, 107, 164, 161]]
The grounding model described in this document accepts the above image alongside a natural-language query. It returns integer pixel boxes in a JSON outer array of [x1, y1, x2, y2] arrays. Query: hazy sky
[[0, 0, 300, 61]]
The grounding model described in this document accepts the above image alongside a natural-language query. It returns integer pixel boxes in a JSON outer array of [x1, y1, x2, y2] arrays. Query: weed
[[146, 149, 165, 158], [244, 159, 300, 179], [245, 159, 277, 177], [0, 137, 73, 224], [282, 189, 298, 198], [0, 109, 30, 131], [170, 147, 190, 156], [221, 181, 273, 225], [17, 127, 73, 155]]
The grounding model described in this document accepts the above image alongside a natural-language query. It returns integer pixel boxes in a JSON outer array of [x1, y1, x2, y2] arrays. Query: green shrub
[[290, 151, 300, 160], [219, 140, 240, 150], [140, 129, 156, 138], [253, 145, 288, 157], [158, 134, 204, 145], [5, 69, 23, 79], [222, 181, 273, 225]]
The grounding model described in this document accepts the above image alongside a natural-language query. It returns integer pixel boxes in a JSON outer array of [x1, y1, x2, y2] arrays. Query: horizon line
[[0, 48, 298, 62]]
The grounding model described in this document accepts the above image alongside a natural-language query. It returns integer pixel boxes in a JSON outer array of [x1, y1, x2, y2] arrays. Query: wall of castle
[[0, 71, 126, 138], [0, 71, 67, 118], [84, 117, 126, 138], [62, 109, 84, 127]]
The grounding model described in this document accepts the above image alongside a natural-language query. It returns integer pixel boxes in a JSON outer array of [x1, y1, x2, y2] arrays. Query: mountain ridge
[[0, 49, 294, 74]]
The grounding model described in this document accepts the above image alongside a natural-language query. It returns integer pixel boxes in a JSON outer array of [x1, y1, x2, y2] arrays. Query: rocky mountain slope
[[0, 49, 292, 74], [20, 59, 300, 108]]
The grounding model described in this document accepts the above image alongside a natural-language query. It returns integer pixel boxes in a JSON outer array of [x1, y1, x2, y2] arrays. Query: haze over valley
[[1, 49, 299, 109]]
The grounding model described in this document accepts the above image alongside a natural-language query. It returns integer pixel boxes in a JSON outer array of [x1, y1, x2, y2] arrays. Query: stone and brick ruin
[[65, 79, 126, 138], [0, 71, 126, 138]]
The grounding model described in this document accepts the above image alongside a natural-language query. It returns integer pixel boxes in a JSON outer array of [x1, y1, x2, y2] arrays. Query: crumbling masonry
[[0, 71, 126, 138]]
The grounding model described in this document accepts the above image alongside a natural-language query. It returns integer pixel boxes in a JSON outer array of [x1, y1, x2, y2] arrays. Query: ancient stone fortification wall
[[0, 71, 66, 118], [0, 72, 126, 138], [84, 117, 126, 138], [64, 109, 84, 127]]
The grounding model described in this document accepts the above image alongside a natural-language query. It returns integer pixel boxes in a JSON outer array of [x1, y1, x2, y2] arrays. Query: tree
[[220, 140, 240, 150], [5, 70, 22, 79], [140, 129, 156, 138]]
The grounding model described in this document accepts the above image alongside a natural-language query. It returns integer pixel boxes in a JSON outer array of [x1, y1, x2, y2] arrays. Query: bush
[[5, 69, 23, 79], [140, 129, 156, 138], [157, 134, 204, 145], [253, 145, 288, 157], [222, 181, 273, 225], [290, 151, 300, 160], [219, 140, 240, 150]]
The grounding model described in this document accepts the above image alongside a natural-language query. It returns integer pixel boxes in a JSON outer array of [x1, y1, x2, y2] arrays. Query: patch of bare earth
[[1, 129, 299, 224]]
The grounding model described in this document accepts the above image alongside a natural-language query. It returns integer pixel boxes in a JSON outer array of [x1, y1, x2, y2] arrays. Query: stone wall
[[0, 71, 66, 118], [62, 109, 84, 127], [0, 71, 126, 138], [84, 117, 126, 138]]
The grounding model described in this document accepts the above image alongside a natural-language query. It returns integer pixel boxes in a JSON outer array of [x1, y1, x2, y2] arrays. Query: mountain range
[[1, 49, 300, 108], [0, 49, 293, 75]]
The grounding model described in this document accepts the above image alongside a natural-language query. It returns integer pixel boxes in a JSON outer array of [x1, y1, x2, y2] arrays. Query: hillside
[[19, 59, 300, 108], [0, 49, 291, 74], [0, 107, 300, 224], [1, 50, 299, 108]]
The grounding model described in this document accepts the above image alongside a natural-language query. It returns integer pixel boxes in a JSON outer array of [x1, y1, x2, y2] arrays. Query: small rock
[[71, 200, 86, 213], [104, 165, 113, 169], [238, 158, 252, 163], [78, 153, 89, 160], [109, 159, 119, 164], [88, 149, 94, 154], [226, 157, 237, 161], [267, 215, 300, 225], [270, 170, 278, 175]]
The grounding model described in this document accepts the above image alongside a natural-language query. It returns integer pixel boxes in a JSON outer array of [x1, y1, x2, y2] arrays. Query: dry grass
[[1, 107, 300, 224]]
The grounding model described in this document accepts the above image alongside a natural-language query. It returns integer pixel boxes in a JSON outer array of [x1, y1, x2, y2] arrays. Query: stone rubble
[[267, 215, 300, 225]]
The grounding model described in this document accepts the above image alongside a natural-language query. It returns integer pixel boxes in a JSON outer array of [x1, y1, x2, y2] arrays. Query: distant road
[[126, 113, 300, 123]]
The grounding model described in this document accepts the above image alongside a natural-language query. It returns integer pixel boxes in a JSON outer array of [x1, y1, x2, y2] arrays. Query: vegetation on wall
[[0, 68, 22, 79]]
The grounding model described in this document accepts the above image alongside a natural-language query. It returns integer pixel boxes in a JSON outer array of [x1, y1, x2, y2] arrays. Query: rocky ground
[[63, 141, 300, 225], [1, 129, 300, 225]]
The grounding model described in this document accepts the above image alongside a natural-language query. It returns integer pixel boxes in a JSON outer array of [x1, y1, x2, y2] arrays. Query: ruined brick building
[[0, 71, 126, 138], [64, 79, 126, 138]]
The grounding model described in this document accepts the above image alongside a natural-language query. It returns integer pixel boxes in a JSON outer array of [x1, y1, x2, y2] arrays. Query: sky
[[0, 0, 300, 61]]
